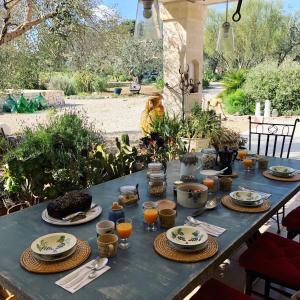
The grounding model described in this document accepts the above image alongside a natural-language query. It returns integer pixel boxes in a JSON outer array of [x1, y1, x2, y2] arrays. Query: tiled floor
[[185, 192, 300, 300]]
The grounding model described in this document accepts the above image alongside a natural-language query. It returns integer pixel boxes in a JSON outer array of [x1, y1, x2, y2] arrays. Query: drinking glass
[[243, 157, 253, 172], [238, 150, 248, 160], [116, 218, 133, 250], [144, 206, 158, 231]]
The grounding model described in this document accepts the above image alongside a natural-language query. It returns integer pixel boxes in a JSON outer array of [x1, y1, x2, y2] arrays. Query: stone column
[[161, 1, 207, 116]]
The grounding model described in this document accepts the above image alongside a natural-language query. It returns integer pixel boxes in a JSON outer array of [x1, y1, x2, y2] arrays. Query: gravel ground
[[0, 85, 299, 158]]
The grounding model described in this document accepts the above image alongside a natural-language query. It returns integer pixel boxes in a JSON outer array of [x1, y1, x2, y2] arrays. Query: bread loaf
[[47, 191, 92, 219]]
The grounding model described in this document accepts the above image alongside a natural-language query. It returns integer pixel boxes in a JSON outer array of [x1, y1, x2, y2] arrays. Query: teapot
[[216, 146, 238, 175]]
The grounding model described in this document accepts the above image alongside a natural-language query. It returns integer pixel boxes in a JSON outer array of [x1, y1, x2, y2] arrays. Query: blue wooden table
[[0, 157, 299, 300]]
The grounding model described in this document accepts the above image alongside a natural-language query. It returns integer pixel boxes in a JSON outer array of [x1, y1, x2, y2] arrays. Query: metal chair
[[248, 116, 299, 233], [6, 202, 30, 214]]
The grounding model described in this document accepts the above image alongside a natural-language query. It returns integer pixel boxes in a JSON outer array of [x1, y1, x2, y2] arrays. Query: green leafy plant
[[180, 104, 221, 139], [48, 74, 76, 96], [155, 75, 164, 91], [223, 89, 255, 115], [92, 76, 108, 93], [222, 69, 248, 94]]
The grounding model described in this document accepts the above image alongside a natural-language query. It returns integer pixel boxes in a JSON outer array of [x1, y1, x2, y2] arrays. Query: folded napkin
[[185, 221, 226, 237], [56, 259, 110, 294]]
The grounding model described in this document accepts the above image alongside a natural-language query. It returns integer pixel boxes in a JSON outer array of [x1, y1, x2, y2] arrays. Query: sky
[[102, 0, 300, 20]]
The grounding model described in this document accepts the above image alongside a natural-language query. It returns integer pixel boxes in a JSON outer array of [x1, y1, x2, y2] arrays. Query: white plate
[[31, 233, 77, 256], [200, 170, 221, 176], [33, 246, 76, 262], [230, 191, 262, 203], [42, 203, 102, 226], [166, 226, 208, 247], [168, 240, 208, 253], [232, 198, 264, 207], [269, 166, 295, 175]]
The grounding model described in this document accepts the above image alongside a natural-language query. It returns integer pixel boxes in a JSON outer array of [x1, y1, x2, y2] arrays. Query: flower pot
[[180, 137, 210, 152], [114, 88, 122, 95]]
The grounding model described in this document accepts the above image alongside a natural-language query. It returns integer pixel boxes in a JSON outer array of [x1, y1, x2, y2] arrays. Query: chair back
[[248, 116, 299, 158], [7, 202, 31, 214]]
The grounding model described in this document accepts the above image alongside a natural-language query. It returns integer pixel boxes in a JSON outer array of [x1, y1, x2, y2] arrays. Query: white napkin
[[185, 221, 226, 237], [55, 259, 111, 294]]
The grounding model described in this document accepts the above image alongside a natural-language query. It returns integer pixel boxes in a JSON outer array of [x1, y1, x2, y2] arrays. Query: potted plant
[[180, 105, 221, 152], [210, 127, 247, 151], [114, 87, 122, 96]]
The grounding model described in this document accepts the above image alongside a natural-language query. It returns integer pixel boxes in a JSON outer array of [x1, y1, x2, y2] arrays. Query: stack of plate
[[230, 191, 263, 207], [269, 166, 296, 178], [166, 226, 208, 253], [31, 233, 77, 262]]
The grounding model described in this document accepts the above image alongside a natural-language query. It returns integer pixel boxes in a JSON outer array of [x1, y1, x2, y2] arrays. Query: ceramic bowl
[[31, 232, 77, 256], [230, 191, 262, 205], [269, 166, 295, 177], [177, 183, 208, 209], [166, 226, 208, 248], [168, 240, 208, 252]]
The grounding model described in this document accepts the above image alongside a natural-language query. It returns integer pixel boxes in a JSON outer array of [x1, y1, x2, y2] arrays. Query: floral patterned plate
[[230, 191, 262, 204], [31, 233, 77, 256], [166, 226, 208, 248]]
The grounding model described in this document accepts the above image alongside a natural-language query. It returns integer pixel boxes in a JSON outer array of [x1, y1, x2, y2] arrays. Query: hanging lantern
[[134, 0, 162, 40], [216, 0, 235, 55]]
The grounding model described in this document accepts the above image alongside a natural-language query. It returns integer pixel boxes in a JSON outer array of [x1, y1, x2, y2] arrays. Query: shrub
[[222, 69, 248, 93], [48, 74, 76, 96], [155, 75, 164, 91], [74, 71, 94, 93], [243, 61, 300, 113], [3, 112, 104, 201], [223, 89, 254, 115], [202, 77, 210, 89], [93, 76, 108, 93], [3, 113, 141, 203]]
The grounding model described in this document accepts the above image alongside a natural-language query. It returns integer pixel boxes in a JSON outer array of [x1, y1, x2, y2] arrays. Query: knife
[[62, 204, 98, 221]]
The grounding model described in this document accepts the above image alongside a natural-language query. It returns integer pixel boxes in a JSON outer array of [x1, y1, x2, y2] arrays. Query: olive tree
[[0, 0, 98, 46]]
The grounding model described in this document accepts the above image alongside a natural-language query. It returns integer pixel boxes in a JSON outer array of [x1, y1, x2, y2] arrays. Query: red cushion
[[282, 206, 300, 231], [239, 232, 300, 287], [190, 279, 253, 300]]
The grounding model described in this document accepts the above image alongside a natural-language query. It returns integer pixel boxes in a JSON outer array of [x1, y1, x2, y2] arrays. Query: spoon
[[65, 257, 108, 289], [87, 257, 108, 279]]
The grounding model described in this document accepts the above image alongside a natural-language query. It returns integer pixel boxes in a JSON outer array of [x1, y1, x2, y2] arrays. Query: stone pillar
[[161, 2, 207, 116]]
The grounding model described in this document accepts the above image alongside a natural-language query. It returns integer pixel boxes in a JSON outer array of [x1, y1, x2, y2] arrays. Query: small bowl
[[166, 225, 208, 248]]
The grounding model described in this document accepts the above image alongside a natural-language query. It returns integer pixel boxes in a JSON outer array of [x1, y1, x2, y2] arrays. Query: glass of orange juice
[[116, 218, 133, 249], [143, 203, 158, 232], [238, 150, 248, 160], [243, 157, 253, 172]]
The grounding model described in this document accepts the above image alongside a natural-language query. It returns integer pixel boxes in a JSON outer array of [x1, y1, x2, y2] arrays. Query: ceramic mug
[[96, 220, 115, 237], [97, 233, 118, 258], [159, 209, 176, 229]]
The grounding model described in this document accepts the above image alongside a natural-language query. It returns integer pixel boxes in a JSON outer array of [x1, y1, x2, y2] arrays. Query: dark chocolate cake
[[47, 191, 92, 219]]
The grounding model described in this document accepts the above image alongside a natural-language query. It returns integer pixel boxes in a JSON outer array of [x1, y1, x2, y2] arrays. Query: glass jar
[[200, 148, 217, 170], [148, 172, 166, 197], [118, 185, 139, 206], [147, 162, 163, 177]]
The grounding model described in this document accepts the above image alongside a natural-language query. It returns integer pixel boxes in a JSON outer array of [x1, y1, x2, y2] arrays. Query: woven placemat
[[20, 239, 91, 274], [153, 233, 218, 263], [218, 172, 238, 178], [263, 171, 300, 182], [221, 195, 271, 213]]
